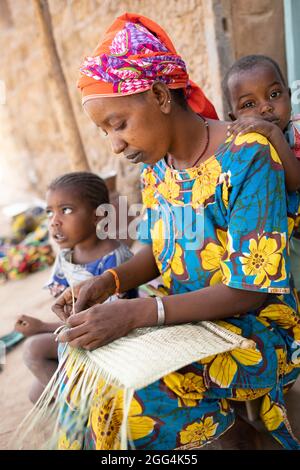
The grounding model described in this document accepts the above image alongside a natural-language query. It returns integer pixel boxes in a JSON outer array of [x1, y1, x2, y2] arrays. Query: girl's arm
[[14, 315, 63, 336]]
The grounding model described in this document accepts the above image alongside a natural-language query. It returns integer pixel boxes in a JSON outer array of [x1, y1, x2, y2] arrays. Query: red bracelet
[[106, 268, 121, 295]]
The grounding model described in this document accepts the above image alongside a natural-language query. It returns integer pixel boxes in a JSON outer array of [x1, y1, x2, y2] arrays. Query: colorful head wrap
[[78, 13, 218, 119]]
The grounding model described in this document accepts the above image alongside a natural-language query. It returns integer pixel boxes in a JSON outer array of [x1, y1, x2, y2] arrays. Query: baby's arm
[[267, 126, 300, 191], [228, 117, 300, 191]]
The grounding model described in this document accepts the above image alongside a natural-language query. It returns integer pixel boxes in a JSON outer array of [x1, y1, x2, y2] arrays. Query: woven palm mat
[[13, 320, 255, 449], [84, 321, 255, 390]]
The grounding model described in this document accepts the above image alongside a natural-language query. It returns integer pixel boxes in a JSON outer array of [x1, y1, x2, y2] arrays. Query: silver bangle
[[155, 296, 165, 326]]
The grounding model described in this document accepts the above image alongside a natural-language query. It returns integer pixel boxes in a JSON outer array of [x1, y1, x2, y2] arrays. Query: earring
[[167, 99, 171, 103]]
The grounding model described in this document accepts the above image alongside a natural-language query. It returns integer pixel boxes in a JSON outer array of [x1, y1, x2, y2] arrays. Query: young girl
[[14, 171, 136, 403], [222, 55, 300, 298]]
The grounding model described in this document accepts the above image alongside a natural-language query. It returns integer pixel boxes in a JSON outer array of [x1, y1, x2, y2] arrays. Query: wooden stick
[[32, 0, 90, 171]]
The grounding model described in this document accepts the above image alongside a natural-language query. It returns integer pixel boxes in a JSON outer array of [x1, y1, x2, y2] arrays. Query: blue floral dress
[[60, 133, 300, 450]]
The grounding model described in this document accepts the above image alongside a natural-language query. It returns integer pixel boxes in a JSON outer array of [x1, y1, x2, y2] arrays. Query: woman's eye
[[114, 122, 126, 131], [46, 210, 53, 218], [270, 90, 281, 99], [62, 207, 73, 215]]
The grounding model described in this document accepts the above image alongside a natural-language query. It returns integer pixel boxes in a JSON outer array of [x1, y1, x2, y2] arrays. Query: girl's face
[[46, 188, 97, 249], [228, 64, 291, 131], [83, 88, 172, 166]]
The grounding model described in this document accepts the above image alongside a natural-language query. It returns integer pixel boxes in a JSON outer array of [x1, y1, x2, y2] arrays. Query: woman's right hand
[[51, 272, 116, 322]]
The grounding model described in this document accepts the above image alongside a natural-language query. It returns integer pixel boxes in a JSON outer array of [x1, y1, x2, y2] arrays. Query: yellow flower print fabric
[[129, 133, 300, 449], [57, 134, 300, 451], [138, 132, 299, 295]]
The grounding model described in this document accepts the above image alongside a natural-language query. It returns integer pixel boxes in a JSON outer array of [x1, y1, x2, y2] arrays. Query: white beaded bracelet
[[155, 296, 165, 326]]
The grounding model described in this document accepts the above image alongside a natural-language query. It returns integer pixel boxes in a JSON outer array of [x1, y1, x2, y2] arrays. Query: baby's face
[[228, 64, 291, 131]]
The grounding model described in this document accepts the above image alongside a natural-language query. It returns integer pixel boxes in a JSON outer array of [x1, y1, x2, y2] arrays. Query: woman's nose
[[110, 136, 126, 155]]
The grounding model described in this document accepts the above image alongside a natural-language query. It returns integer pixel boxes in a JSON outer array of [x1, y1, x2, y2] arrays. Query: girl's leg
[[23, 333, 58, 403]]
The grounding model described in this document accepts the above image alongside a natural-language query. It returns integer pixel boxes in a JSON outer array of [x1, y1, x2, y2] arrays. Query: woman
[[53, 13, 300, 450]]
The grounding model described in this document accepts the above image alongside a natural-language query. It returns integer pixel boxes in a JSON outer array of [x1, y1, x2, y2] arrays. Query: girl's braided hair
[[48, 171, 109, 208]]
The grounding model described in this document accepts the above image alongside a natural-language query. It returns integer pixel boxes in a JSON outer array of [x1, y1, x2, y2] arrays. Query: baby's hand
[[14, 315, 46, 337], [227, 117, 278, 140]]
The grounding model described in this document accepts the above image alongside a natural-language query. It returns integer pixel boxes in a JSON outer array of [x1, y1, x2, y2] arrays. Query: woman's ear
[[150, 82, 171, 113]]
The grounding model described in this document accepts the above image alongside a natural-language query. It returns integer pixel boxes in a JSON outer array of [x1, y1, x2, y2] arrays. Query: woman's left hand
[[57, 298, 156, 351]]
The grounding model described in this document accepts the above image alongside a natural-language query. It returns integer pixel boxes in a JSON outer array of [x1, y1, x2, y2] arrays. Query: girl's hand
[[57, 299, 144, 350], [14, 315, 47, 336], [51, 273, 116, 322], [227, 117, 279, 140]]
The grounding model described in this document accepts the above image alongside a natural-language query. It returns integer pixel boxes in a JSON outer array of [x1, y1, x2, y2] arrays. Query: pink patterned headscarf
[[78, 13, 218, 119]]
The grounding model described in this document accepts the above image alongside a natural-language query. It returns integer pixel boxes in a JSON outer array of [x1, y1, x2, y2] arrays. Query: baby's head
[[46, 172, 109, 249], [222, 55, 291, 131]]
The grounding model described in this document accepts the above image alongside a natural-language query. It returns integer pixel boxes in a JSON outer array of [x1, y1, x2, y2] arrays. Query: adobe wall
[[0, 0, 218, 205]]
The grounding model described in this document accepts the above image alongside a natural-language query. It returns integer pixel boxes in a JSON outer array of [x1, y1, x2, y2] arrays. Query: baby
[[223, 54, 300, 296]]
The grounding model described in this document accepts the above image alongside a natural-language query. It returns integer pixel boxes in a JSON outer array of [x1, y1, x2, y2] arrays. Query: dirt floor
[[0, 268, 55, 449], [0, 267, 300, 450]]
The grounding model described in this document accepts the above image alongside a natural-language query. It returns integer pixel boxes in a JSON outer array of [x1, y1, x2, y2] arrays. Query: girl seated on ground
[[15, 171, 136, 403]]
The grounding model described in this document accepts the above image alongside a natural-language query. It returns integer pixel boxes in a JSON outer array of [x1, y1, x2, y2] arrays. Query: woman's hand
[[57, 298, 156, 351], [227, 116, 279, 140], [57, 300, 134, 350], [51, 272, 116, 322]]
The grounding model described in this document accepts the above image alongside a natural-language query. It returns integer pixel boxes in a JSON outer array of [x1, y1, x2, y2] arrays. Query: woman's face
[[84, 88, 172, 165]]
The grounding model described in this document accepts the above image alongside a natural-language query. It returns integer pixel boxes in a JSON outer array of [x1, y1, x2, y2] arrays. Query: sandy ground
[[0, 268, 55, 449], [0, 268, 299, 450]]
